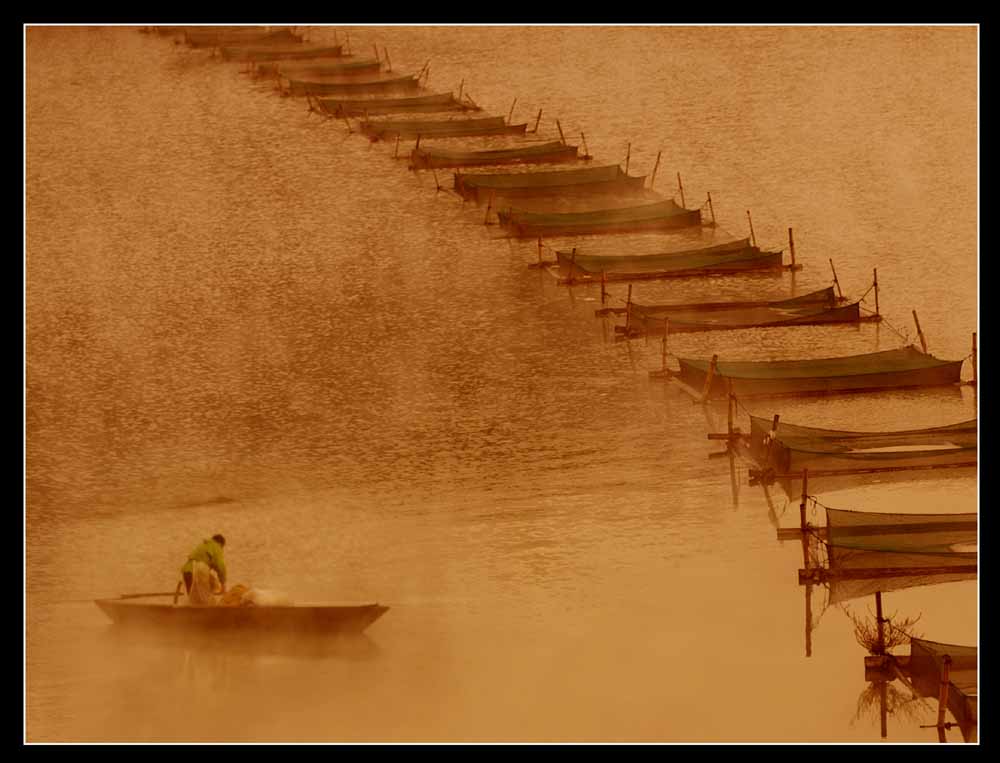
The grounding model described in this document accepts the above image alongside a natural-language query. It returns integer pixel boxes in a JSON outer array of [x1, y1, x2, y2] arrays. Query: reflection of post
[[800, 469, 811, 658], [937, 655, 952, 743], [879, 679, 889, 739], [875, 591, 888, 738]]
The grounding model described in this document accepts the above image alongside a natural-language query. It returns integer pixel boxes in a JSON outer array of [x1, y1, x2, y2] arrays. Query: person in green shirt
[[175, 534, 227, 605]]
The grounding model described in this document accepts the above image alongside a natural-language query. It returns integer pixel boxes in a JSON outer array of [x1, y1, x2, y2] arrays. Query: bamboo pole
[[707, 192, 716, 226], [537, 237, 543, 265], [913, 310, 928, 353], [829, 259, 843, 299], [746, 210, 756, 248], [799, 468, 809, 540], [458, 79, 464, 101], [650, 150, 661, 188], [485, 192, 494, 225], [624, 284, 633, 334], [569, 248, 577, 281], [532, 109, 542, 134], [625, 142, 631, 175], [699, 355, 718, 402], [432, 170, 441, 192], [677, 172, 686, 208], [875, 591, 886, 656], [415, 134, 421, 151], [508, 98, 517, 124], [373, 43, 379, 62], [661, 318, 669, 372], [727, 381, 734, 439], [556, 119, 566, 145], [764, 413, 780, 469], [873, 268, 880, 316], [600, 271, 607, 305], [384, 47, 391, 72], [394, 135, 400, 159], [788, 228, 796, 268], [972, 332, 977, 386], [580, 132, 590, 159], [937, 655, 952, 743]]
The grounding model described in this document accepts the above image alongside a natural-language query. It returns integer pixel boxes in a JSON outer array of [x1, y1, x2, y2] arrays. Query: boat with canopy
[[500, 198, 701, 238], [410, 141, 580, 169], [453, 165, 646, 203], [311, 92, 480, 118], [359, 116, 528, 142], [219, 44, 344, 63], [283, 73, 420, 96]]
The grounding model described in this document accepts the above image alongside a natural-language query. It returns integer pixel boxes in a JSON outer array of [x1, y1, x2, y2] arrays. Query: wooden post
[[537, 237, 543, 265], [600, 271, 607, 305], [972, 332, 977, 386], [788, 228, 796, 268], [707, 192, 716, 226], [384, 47, 391, 72], [624, 284, 633, 334], [727, 381, 734, 439], [913, 310, 927, 353], [556, 119, 566, 145], [373, 43, 379, 62], [746, 210, 756, 247], [432, 170, 441, 192], [485, 192, 494, 225], [580, 132, 590, 159], [661, 318, 669, 372], [829, 259, 843, 299], [650, 150, 661, 187], [458, 79, 464, 101], [677, 172, 686, 208], [874, 591, 886, 656], [625, 142, 631, 175], [937, 655, 952, 743], [764, 414, 780, 468], [873, 268, 880, 316], [569, 248, 577, 280], [508, 98, 517, 124], [532, 109, 542, 134], [799, 468, 809, 537], [700, 355, 718, 402], [415, 134, 421, 151]]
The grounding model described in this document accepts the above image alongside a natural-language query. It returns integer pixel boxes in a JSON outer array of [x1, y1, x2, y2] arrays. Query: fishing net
[[909, 637, 978, 738]]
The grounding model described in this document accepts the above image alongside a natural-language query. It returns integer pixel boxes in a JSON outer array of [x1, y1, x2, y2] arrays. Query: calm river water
[[25, 25, 977, 742]]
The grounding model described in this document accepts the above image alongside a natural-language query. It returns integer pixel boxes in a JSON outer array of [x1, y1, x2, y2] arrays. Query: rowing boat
[[676, 345, 965, 399], [219, 44, 344, 63], [500, 199, 701, 238], [620, 299, 862, 337], [359, 116, 527, 142], [599, 286, 837, 316], [748, 415, 977, 475], [95, 596, 389, 635], [410, 141, 580, 169], [184, 28, 302, 49], [312, 92, 480, 118], [284, 73, 420, 96], [254, 59, 382, 79], [453, 164, 646, 203]]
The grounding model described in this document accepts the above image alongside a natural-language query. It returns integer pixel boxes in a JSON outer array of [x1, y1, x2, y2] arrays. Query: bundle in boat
[[618, 292, 861, 337], [676, 345, 965, 399], [500, 199, 701, 238], [184, 27, 302, 48], [557, 238, 784, 282], [454, 164, 646, 203], [359, 116, 528, 142], [283, 72, 420, 96], [410, 141, 580, 169], [749, 415, 978, 477], [798, 506, 976, 605], [312, 92, 480, 118], [219, 43, 344, 63], [254, 58, 382, 80]]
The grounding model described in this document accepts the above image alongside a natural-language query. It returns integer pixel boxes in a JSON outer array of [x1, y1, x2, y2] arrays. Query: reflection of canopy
[[803, 506, 977, 605], [909, 638, 978, 742]]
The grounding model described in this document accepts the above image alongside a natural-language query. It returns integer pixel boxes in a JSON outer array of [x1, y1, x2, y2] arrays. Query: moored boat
[[500, 199, 701, 238], [454, 164, 646, 203], [410, 141, 580, 169], [283, 73, 420, 96], [312, 92, 480, 118], [220, 44, 344, 63], [254, 58, 382, 79], [359, 116, 527, 142], [184, 27, 302, 49]]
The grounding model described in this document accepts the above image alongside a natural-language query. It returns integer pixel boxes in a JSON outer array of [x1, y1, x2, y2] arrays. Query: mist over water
[[26, 25, 977, 742]]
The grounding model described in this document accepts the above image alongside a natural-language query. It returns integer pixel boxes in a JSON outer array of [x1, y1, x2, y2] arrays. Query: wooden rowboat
[[220, 44, 344, 63], [410, 141, 580, 169], [500, 199, 701, 238], [95, 596, 389, 635], [254, 59, 382, 79], [312, 92, 480, 118], [359, 116, 527, 142], [283, 73, 420, 97], [454, 164, 646, 203]]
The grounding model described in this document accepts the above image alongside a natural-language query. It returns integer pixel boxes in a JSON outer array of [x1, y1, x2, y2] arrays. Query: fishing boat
[[219, 44, 344, 63], [618, 297, 862, 337], [556, 238, 785, 282], [95, 595, 389, 635], [410, 141, 580, 169], [453, 164, 647, 203], [598, 286, 838, 316], [184, 28, 302, 49], [359, 116, 528, 142], [283, 73, 420, 96], [748, 415, 977, 478], [311, 92, 480, 118], [254, 59, 382, 79], [500, 199, 701, 238], [675, 345, 965, 399]]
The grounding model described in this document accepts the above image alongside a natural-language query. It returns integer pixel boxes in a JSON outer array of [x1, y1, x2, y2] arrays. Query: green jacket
[[181, 538, 227, 584]]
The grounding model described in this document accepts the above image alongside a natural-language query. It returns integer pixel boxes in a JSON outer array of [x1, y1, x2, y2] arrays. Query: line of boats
[[130, 26, 976, 742]]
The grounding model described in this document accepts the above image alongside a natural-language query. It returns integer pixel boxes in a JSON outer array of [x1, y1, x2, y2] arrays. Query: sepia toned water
[[25, 25, 978, 743]]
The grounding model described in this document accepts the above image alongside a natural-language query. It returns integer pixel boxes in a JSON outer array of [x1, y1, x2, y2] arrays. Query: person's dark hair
[[212, 534, 226, 547]]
